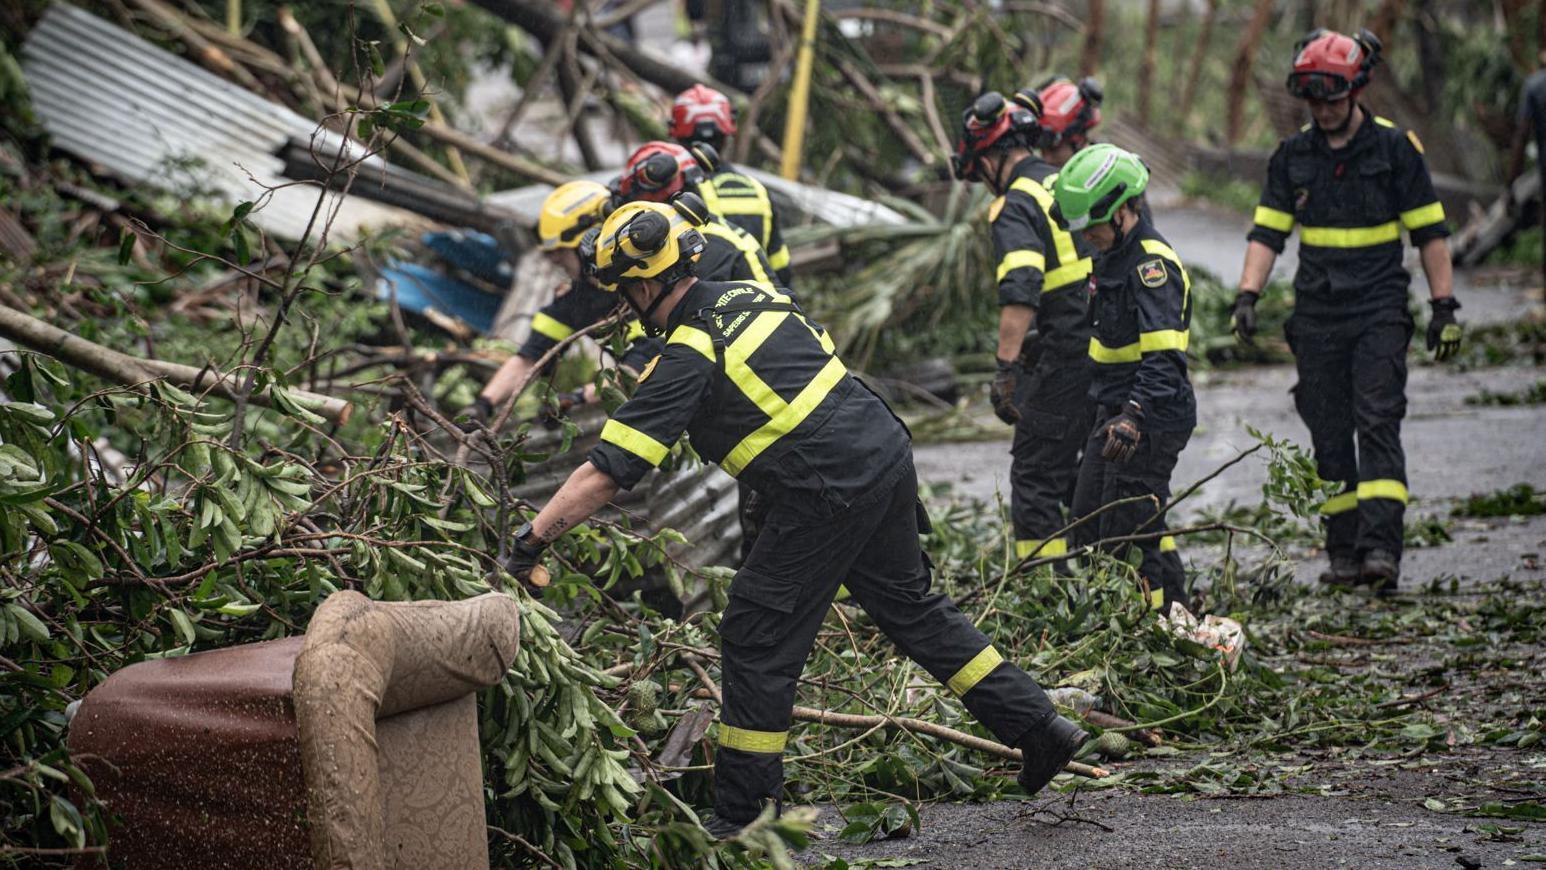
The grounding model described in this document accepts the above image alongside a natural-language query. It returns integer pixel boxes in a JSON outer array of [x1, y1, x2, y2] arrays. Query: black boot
[[702, 813, 749, 841], [1016, 714, 1088, 797], [1361, 549, 1399, 596], [1317, 553, 1361, 587]]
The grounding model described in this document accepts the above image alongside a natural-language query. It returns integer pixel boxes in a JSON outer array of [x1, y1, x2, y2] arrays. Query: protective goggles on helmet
[[1286, 71, 1353, 101]]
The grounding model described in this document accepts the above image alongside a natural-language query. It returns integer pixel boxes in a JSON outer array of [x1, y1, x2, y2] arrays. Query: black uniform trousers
[[1010, 356, 1096, 560], [1285, 309, 1412, 559], [1071, 409, 1190, 611], [714, 458, 1056, 822]]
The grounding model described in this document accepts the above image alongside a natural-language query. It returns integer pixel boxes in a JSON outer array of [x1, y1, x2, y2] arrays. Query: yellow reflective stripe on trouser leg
[[1320, 491, 1359, 515], [1400, 201, 1445, 231], [946, 646, 1004, 696], [531, 312, 574, 341], [1357, 479, 1409, 504], [1252, 206, 1295, 233], [1148, 588, 1165, 609], [718, 724, 787, 753], [1159, 535, 1177, 553], [599, 420, 670, 466], [1015, 538, 1068, 559]]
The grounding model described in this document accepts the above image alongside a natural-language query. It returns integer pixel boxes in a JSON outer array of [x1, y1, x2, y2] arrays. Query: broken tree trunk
[[1227, 0, 1276, 146], [1138, 0, 1160, 129], [1178, 0, 1218, 127], [1080, 0, 1104, 77], [0, 304, 352, 423]]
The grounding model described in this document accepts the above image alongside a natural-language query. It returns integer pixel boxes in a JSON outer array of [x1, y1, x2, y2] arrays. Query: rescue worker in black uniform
[[669, 84, 794, 286], [503, 197, 1088, 838], [1053, 144, 1196, 613], [1231, 29, 1461, 593], [465, 180, 660, 429], [952, 91, 1094, 562]]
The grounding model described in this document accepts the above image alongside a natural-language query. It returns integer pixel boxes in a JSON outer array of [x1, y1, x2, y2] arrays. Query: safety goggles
[[1286, 72, 1352, 101]]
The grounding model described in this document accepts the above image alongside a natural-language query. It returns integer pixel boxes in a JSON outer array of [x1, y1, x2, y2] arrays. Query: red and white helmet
[[615, 141, 704, 203], [1028, 76, 1103, 148], [1286, 29, 1382, 101], [669, 84, 737, 143]]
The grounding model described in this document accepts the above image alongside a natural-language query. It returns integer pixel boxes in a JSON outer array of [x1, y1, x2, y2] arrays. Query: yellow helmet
[[591, 196, 708, 292], [538, 180, 612, 251]]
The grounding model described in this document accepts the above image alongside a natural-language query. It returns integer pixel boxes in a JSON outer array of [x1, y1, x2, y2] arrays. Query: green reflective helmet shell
[[1051, 143, 1149, 231]]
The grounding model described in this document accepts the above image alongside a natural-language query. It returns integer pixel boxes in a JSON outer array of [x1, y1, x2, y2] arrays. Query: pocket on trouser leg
[[719, 568, 805, 649], [1021, 409, 1071, 442]]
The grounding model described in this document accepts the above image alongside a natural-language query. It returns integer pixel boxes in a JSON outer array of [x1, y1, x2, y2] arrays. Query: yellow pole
[[226, 0, 240, 35], [780, 0, 821, 180]]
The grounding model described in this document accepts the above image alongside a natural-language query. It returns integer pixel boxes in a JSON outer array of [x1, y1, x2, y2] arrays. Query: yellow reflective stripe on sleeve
[[997, 249, 1047, 283], [1400, 202, 1445, 231], [1253, 206, 1296, 233], [624, 320, 645, 341], [1089, 336, 1141, 364], [718, 724, 787, 753], [1043, 257, 1092, 291], [768, 245, 791, 270], [1138, 329, 1189, 354], [1160, 535, 1177, 553], [599, 419, 670, 466], [1320, 491, 1358, 515], [1373, 116, 1396, 128], [531, 312, 574, 341], [722, 356, 847, 476], [1015, 538, 1068, 559], [1300, 222, 1400, 248], [946, 645, 1004, 696], [1148, 588, 1165, 609], [667, 324, 716, 361], [1357, 479, 1409, 504], [1139, 239, 1192, 307]]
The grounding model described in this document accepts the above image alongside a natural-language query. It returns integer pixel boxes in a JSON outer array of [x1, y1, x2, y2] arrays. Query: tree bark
[[1179, 0, 1219, 127], [1138, 0, 1160, 129], [1080, 0, 1104, 77], [0, 304, 352, 423], [1227, 0, 1277, 146]]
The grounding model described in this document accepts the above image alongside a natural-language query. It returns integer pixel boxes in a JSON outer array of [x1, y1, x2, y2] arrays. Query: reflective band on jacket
[[768, 245, 791, 270], [722, 356, 847, 476], [703, 222, 774, 287], [1140, 239, 1192, 310], [1088, 329, 1188, 363], [599, 419, 670, 466], [531, 312, 574, 341], [1300, 222, 1400, 248], [1149, 588, 1165, 609], [1400, 201, 1445, 231], [997, 250, 1047, 283], [718, 724, 787, 754], [625, 320, 646, 341], [947, 645, 1004, 696], [1010, 177, 1093, 291], [1320, 491, 1358, 515], [667, 324, 716, 361], [1358, 479, 1409, 504], [1253, 206, 1295, 233], [1160, 535, 1177, 553], [1016, 537, 1068, 559]]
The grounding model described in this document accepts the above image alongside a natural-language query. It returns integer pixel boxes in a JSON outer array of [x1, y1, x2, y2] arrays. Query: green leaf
[[117, 227, 135, 265], [6, 603, 50, 642], [1423, 797, 1447, 812], [169, 608, 197, 646]]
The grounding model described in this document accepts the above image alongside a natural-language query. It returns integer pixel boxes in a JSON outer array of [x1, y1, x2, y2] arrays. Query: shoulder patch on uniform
[[636, 354, 662, 384], [988, 195, 1006, 223], [1406, 129, 1425, 154], [1137, 258, 1168, 288]]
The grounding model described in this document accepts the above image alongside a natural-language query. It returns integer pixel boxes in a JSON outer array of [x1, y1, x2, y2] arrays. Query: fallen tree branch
[[0, 304, 352, 423]]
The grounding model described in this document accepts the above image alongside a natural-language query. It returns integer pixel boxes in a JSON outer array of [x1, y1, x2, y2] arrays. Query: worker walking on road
[[669, 85, 794, 286], [1054, 145, 1195, 614], [503, 199, 1087, 838], [463, 180, 659, 429], [953, 91, 1093, 562], [1232, 29, 1461, 594]]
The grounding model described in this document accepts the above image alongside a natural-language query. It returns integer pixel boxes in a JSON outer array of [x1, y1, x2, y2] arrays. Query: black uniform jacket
[[587, 280, 910, 516], [1247, 109, 1449, 319], [699, 166, 793, 285], [1087, 218, 1196, 433], [992, 156, 1094, 356]]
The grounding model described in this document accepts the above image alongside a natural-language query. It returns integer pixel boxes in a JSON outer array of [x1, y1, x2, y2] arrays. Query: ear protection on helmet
[[688, 142, 721, 175], [670, 191, 711, 226], [1077, 77, 1104, 106]]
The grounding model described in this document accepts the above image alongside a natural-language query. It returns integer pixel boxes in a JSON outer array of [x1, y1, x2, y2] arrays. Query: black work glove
[[1101, 402, 1143, 464], [1426, 297, 1462, 361], [504, 525, 551, 596], [540, 388, 588, 430], [1230, 291, 1259, 345], [457, 396, 494, 433], [990, 358, 1022, 425]]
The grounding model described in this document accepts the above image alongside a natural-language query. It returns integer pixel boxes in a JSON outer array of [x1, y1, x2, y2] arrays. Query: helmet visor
[[1287, 71, 1352, 100]]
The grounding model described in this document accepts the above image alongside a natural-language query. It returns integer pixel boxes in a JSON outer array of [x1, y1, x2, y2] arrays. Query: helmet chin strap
[[1322, 100, 1357, 136], [625, 282, 672, 337]]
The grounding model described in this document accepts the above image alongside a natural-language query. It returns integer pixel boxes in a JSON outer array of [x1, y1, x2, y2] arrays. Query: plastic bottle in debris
[[1044, 686, 1100, 715]]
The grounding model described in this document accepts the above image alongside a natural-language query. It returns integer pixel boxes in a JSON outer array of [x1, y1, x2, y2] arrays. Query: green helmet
[[1051, 143, 1149, 231]]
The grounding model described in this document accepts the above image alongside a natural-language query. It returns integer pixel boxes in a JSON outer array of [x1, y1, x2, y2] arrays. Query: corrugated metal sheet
[[21, 3, 423, 243], [485, 168, 907, 230]]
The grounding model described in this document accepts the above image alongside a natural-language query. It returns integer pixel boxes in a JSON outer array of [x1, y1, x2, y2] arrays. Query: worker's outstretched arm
[[1418, 237, 1453, 301], [530, 461, 620, 543], [1238, 241, 1278, 294], [480, 354, 536, 406]]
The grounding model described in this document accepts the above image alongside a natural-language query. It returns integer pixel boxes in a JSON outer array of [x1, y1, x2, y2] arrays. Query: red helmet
[[1032, 77, 1103, 147], [616, 141, 704, 203], [1286, 29, 1382, 101], [952, 91, 1040, 182], [669, 84, 737, 142]]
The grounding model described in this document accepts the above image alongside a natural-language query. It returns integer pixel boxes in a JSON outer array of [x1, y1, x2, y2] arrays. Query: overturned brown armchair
[[68, 591, 520, 869]]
